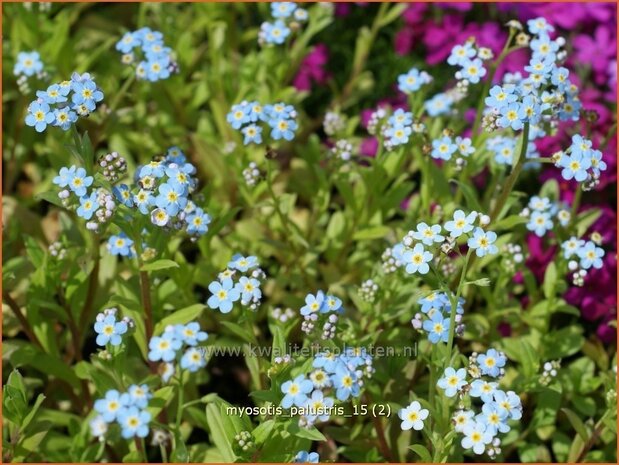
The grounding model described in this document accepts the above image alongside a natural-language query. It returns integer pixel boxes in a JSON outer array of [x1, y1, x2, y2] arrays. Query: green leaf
[[154, 304, 206, 334], [220, 321, 257, 344], [409, 444, 433, 462], [140, 259, 180, 272], [352, 226, 391, 241], [543, 262, 557, 299], [146, 386, 175, 418], [287, 421, 326, 441], [20, 394, 46, 435], [561, 408, 590, 442]]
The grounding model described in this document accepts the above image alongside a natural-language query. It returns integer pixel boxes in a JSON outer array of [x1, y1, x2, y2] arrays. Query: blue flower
[[497, 103, 524, 131], [477, 401, 510, 435], [518, 95, 541, 124], [493, 390, 522, 420], [485, 85, 517, 110], [294, 451, 319, 463], [139, 160, 165, 178], [71, 79, 104, 108], [333, 367, 359, 401], [242, 124, 263, 145], [460, 58, 486, 84], [118, 406, 151, 439], [148, 334, 182, 362], [261, 20, 291, 45], [134, 189, 153, 214], [455, 136, 475, 157], [77, 192, 100, 220], [36, 84, 68, 104], [269, 117, 298, 141], [126, 384, 152, 409], [447, 43, 476, 66], [53, 166, 77, 188], [300, 291, 325, 316], [577, 241, 604, 269], [445, 210, 476, 238], [174, 322, 208, 346], [530, 34, 559, 61], [526, 211, 553, 237], [94, 314, 128, 346], [155, 182, 187, 216], [237, 276, 262, 302], [227, 103, 250, 129], [113, 184, 134, 207], [437, 367, 467, 397], [388, 109, 413, 127], [431, 136, 457, 161], [116, 32, 140, 53], [469, 380, 498, 403], [527, 17, 554, 35], [53, 108, 77, 130], [412, 222, 444, 245], [180, 347, 206, 372], [312, 352, 340, 373], [324, 294, 342, 313], [94, 389, 127, 422], [281, 375, 313, 408], [461, 421, 493, 455], [385, 123, 412, 146], [397, 68, 427, 94], [398, 400, 429, 431], [304, 389, 334, 423], [14, 51, 43, 77], [559, 151, 592, 182], [477, 349, 506, 378], [229, 254, 258, 272], [107, 233, 135, 257], [403, 243, 433, 275], [207, 278, 241, 313], [186, 208, 211, 235], [561, 236, 585, 259], [144, 57, 171, 82], [425, 93, 452, 117], [25, 101, 55, 133], [271, 2, 297, 18], [422, 312, 450, 344], [68, 167, 93, 197], [467, 228, 498, 257]]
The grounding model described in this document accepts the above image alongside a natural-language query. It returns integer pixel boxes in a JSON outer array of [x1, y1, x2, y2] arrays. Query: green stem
[[489, 122, 530, 221], [176, 371, 185, 433], [445, 249, 473, 365], [568, 185, 583, 230]]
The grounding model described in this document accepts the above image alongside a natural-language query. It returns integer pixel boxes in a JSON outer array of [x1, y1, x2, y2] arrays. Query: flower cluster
[[280, 348, 374, 427], [115, 27, 178, 82], [483, 17, 581, 133], [25, 72, 103, 132], [522, 195, 571, 236], [259, 2, 308, 46], [392, 211, 498, 276], [447, 40, 491, 84], [554, 135, 606, 186], [411, 292, 465, 344], [93, 307, 133, 347], [91, 385, 153, 440], [227, 101, 299, 144], [431, 134, 475, 161], [148, 321, 209, 379], [358, 279, 378, 303], [299, 290, 343, 339], [438, 350, 522, 457], [562, 236, 605, 272], [207, 254, 265, 313]]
